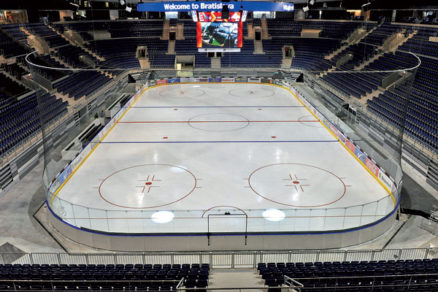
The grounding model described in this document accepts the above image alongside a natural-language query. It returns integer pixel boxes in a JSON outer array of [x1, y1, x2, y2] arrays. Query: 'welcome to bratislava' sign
[[137, 1, 294, 12]]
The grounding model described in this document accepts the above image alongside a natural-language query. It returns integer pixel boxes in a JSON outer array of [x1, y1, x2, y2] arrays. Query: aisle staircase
[[207, 269, 265, 292], [47, 24, 105, 61], [50, 55, 75, 70], [359, 88, 384, 105], [261, 16, 271, 40], [207, 268, 301, 292], [254, 40, 264, 54], [325, 43, 351, 60], [0, 70, 31, 91], [325, 23, 381, 62], [161, 19, 170, 40]]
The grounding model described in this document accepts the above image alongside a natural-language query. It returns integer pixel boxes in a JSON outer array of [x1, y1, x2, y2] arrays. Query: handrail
[[288, 272, 438, 281], [175, 277, 185, 290], [0, 279, 435, 292], [284, 275, 304, 292], [0, 247, 436, 267]]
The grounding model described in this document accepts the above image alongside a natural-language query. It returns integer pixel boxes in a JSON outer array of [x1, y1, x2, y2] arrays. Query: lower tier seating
[[259, 259, 438, 292], [0, 263, 209, 291]]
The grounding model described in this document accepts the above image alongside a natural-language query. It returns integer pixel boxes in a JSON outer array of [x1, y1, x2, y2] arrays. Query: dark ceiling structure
[[0, 0, 438, 10]]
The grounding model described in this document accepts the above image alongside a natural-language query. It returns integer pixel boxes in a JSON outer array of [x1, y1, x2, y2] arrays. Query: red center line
[[118, 120, 320, 124]]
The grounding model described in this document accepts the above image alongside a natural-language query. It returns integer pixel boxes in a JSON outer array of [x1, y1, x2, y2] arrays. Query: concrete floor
[[208, 269, 265, 292], [0, 160, 63, 253]]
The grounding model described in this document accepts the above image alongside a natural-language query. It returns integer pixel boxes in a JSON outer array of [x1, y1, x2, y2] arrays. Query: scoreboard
[[137, 1, 294, 13], [137, 1, 294, 53], [195, 12, 243, 52]]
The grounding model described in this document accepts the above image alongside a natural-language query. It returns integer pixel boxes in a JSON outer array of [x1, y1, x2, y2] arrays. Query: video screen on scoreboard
[[197, 21, 242, 52]]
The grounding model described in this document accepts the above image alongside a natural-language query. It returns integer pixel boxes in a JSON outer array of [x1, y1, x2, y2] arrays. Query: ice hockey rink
[[51, 83, 394, 234]]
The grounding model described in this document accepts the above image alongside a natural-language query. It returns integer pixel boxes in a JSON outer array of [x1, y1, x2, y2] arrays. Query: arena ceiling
[[0, 0, 437, 10]]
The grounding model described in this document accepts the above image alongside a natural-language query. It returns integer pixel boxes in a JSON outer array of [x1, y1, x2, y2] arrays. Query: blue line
[[129, 106, 304, 109], [99, 140, 339, 144]]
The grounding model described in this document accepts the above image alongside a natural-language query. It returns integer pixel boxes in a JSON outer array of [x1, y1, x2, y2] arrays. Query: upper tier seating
[[399, 26, 438, 58], [0, 92, 67, 156], [221, 40, 282, 67], [0, 29, 29, 58], [323, 51, 418, 98], [25, 23, 69, 48], [256, 37, 339, 70], [89, 38, 172, 69], [175, 39, 210, 68], [61, 20, 163, 39], [287, 38, 340, 70], [300, 21, 361, 40], [267, 19, 302, 37], [1, 20, 437, 159], [331, 43, 378, 70], [109, 21, 163, 38], [55, 45, 99, 68], [0, 24, 27, 43], [362, 23, 402, 46], [183, 20, 197, 38]]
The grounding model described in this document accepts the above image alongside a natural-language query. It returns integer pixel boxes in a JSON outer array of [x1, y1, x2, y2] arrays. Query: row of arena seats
[[0, 72, 29, 98], [0, 92, 67, 156], [0, 29, 29, 58], [27, 54, 67, 81], [332, 43, 378, 70], [0, 24, 27, 43], [266, 20, 363, 39], [58, 20, 164, 39], [399, 26, 438, 57], [0, 263, 209, 291], [323, 51, 418, 98], [0, 280, 185, 291], [362, 23, 403, 46], [1, 62, 29, 81], [258, 259, 438, 292], [24, 23, 69, 48], [55, 45, 100, 69], [365, 55, 438, 150], [53, 71, 111, 100]]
